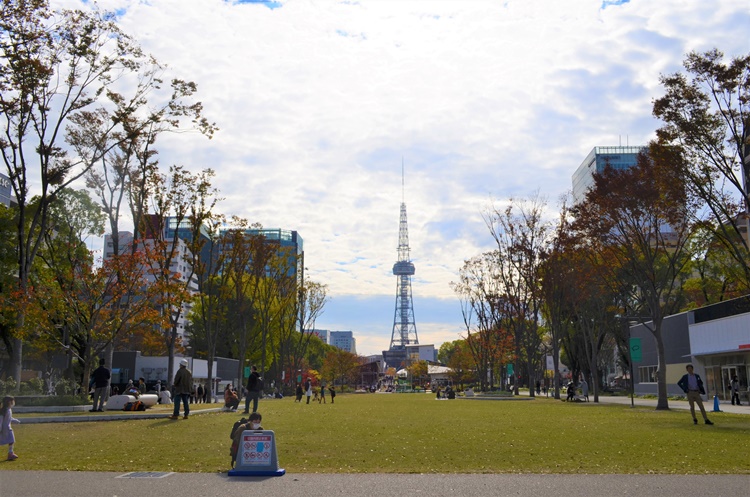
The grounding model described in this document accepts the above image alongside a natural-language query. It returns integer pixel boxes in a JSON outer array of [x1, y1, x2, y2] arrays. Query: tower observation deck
[[389, 188, 419, 351]]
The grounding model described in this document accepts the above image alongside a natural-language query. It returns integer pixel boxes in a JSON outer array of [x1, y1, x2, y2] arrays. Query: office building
[[571, 146, 645, 204], [329, 331, 357, 354]]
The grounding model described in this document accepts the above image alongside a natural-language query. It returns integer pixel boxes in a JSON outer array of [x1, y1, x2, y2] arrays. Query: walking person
[[730, 375, 742, 406], [329, 385, 336, 404], [243, 366, 262, 414], [90, 358, 110, 412], [677, 364, 713, 425], [305, 378, 312, 404], [319, 382, 326, 404], [170, 359, 193, 420], [1, 396, 20, 461]]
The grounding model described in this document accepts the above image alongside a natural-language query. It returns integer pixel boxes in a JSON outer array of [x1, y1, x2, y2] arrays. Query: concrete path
[[1, 471, 749, 497]]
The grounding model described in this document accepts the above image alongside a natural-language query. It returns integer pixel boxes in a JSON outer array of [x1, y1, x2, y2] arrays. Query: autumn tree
[[437, 339, 476, 388], [144, 166, 218, 387], [653, 48, 750, 290], [482, 194, 552, 396], [572, 144, 698, 410], [540, 204, 577, 400], [275, 278, 329, 389], [451, 252, 514, 391], [0, 0, 161, 387], [321, 348, 360, 392]]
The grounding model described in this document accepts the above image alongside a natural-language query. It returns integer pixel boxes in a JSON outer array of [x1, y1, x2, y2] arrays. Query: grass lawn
[[4, 394, 749, 474]]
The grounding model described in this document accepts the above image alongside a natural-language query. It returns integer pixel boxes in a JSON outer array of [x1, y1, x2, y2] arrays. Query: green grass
[[4, 394, 750, 474]]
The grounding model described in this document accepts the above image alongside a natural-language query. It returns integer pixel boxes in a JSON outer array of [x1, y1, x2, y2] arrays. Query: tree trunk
[[654, 326, 670, 410]]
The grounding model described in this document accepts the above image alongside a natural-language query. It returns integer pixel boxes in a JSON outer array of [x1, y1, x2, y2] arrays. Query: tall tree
[[482, 194, 551, 396], [145, 166, 217, 387], [451, 252, 514, 391], [653, 48, 750, 290], [0, 1, 215, 388], [572, 144, 697, 410]]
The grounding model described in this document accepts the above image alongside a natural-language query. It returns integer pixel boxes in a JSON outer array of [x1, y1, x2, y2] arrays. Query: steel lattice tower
[[389, 168, 418, 350]]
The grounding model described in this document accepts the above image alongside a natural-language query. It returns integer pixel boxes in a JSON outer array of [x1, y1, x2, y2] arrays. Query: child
[[229, 412, 263, 467], [1, 396, 20, 461]]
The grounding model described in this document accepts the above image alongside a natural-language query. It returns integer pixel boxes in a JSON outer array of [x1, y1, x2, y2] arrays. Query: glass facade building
[[0, 172, 12, 207], [571, 146, 645, 203]]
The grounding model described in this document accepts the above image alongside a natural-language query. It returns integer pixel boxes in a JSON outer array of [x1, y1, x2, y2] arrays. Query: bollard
[[712, 395, 722, 412]]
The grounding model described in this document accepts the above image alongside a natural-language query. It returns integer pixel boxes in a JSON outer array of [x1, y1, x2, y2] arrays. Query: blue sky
[[57, 0, 750, 356]]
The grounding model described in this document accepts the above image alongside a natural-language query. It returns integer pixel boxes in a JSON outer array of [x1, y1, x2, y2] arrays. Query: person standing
[[580, 377, 589, 402], [170, 359, 193, 420], [305, 378, 312, 404], [138, 377, 146, 395], [677, 364, 714, 425], [319, 382, 327, 404], [197, 384, 204, 404], [243, 366, 262, 414], [0, 396, 20, 461], [329, 385, 336, 404], [730, 375, 741, 406], [90, 358, 110, 412]]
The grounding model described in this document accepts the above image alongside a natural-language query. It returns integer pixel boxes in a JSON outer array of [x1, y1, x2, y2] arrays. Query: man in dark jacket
[[171, 359, 193, 419], [90, 359, 110, 412], [677, 364, 713, 425], [243, 365, 262, 414]]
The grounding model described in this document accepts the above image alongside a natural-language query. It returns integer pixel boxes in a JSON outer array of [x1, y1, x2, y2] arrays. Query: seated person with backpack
[[229, 412, 263, 467]]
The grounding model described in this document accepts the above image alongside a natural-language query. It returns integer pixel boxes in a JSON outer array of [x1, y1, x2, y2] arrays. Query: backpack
[[230, 418, 248, 439], [123, 401, 145, 411]]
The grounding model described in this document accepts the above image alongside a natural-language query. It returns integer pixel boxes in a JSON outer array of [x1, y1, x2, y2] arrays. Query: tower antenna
[[386, 161, 419, 366]]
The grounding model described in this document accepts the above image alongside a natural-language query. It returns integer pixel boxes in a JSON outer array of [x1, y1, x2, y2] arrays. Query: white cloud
[[52, 0, 750, 355]]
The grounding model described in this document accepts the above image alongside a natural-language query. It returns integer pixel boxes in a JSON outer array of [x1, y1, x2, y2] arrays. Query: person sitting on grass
[[230, 412, 263, 467]]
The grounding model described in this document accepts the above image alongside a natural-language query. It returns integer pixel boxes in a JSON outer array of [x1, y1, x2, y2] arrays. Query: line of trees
[[0, 1, 335, 396], [449, 48, 749, 409]]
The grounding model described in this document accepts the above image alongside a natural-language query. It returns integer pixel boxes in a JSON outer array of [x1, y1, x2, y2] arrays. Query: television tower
[[389, 163, 419, 351]]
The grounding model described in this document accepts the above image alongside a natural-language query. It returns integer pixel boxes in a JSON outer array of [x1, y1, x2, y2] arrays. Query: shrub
[[20, 377, 45, 395], [0, 377, 18, 397]]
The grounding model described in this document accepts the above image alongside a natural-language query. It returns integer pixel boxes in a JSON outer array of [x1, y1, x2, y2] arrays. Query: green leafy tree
[[653, 48, 750, 290]]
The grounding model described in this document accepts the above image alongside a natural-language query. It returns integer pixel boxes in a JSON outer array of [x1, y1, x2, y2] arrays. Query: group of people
[[295, 378, 336, 404], [565, 378, 589, 402], [435, 386, 455, 399]]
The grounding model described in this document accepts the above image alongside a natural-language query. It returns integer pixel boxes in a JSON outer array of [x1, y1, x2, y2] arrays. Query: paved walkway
[[1, 471, 748, 497]]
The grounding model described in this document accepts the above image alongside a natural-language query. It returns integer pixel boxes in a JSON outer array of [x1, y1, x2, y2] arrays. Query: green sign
[[630, 337, 642, 363], [506, 363, 514, 375], [244, 366, 250, 378]]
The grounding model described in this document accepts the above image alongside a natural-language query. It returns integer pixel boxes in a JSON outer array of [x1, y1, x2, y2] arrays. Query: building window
[[638, 365, 658, 383]]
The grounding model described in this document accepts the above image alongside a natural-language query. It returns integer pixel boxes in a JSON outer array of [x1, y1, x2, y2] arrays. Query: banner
[[629, 337, 642, 363]]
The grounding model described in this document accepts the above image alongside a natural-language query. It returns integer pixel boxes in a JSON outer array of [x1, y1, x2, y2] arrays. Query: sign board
[[629, 337, 642, 363], [546, 355, 554, 371], [244, 366, 250, 378], [228, 430, 285, 477], [506, 364, 514, 375]]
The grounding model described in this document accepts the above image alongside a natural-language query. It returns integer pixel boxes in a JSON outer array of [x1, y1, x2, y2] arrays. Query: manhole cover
[[117, 472, 174, 479]]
